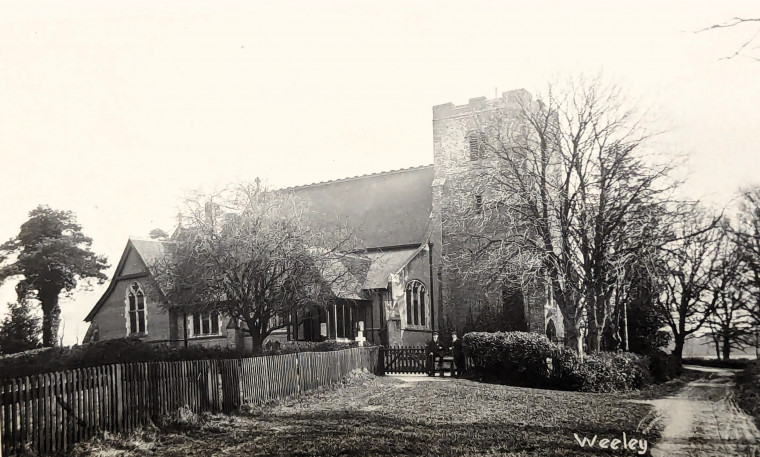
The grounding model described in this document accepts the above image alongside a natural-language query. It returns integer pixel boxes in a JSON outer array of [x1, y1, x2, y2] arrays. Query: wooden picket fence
[[0, 347, 379, 456]]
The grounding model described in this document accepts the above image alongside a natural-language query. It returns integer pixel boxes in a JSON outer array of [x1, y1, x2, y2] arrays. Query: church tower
[[430, 90, 556, 338]]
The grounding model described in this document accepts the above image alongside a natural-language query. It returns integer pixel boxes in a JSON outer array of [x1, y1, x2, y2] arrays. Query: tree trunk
[[622, 299, 629, 351], [40, 291, 61, 347], [722, 335, 731, 361], [587, 326, 601, 353], [712, 332, 721, 359], [250, 339, 264, 355], [562, 311, 583, 358], [586, 309, 605, 354], [553, 280, 582, 355], [585, 289, 603, 354], [247, 328, 265, 355], [672, 335, 685, 363]]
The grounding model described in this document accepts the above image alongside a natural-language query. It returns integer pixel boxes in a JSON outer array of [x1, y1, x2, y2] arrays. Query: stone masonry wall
[[431, 90, 551, 336]]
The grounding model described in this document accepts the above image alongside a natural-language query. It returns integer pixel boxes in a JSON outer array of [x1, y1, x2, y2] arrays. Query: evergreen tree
[[0, 300, 41, 354], [0, 206, 109, 346]]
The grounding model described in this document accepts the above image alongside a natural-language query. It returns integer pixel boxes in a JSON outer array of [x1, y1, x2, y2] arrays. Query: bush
[[648, 350, 682, 382], [0, 337, 252, 379], [464, 331, 557, 387], [546, 349, 651, 392], [464, 331, 653, 392], [158, 405, 203, 431], [576, 352, 651, 392], [735, 360, 760, 428], [262, 340, 360, 355], [548, 347, 584, 390]]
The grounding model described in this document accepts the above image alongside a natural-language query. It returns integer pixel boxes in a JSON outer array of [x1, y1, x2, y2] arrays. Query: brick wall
[[90, 248, 173, 343], [90, 277, 173, 342]]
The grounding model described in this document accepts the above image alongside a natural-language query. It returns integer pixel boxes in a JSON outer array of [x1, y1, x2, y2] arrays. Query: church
[[83, 90, 565, 350]]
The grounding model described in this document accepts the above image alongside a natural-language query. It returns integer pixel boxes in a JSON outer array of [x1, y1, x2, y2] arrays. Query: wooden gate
[[381, 346, 428, 374]]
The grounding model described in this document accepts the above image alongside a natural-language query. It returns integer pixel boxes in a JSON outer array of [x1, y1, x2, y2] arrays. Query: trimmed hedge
[[577, 352, 651, 392], [0, 337, 364, 380], [464, 331, 556, 387], [682, 357, 753, 369], [735, 360, 760, 428], [463, 331, 652, 392], [0, 338, 248, 379], [264, 340, 360, 355]]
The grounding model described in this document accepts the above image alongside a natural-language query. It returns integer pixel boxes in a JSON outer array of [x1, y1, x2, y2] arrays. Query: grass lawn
[[72, 372, 664, 457]]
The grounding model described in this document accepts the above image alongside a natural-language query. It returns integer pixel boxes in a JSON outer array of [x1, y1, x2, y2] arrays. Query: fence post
[[377, 346, 386, 376], [295, 353, 301, 397], [1, 381, 4, 457]]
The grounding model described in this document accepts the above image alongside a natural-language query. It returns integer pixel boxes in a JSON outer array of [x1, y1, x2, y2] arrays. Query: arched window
[[126, 282, 147, 335], [546, 319, 557, 342], [405, 280, 427, 327]]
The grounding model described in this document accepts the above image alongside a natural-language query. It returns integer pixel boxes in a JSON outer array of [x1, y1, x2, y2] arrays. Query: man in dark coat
[[451, 333, 465, 377], [425, 332, 443, 376]]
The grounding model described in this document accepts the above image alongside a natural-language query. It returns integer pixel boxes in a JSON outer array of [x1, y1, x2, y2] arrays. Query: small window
[[469, 132, 487, 161], [475, 195, 483, 214], [269, 314, 284, 329], [192, 312, 220, 336], [126, 282, 147, 335]]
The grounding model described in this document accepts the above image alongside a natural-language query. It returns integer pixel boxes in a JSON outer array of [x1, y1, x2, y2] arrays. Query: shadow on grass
[[165, 408, 659, 457]]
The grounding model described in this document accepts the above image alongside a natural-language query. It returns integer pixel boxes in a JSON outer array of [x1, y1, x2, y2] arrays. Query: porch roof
[[362, 246, 424, 290]]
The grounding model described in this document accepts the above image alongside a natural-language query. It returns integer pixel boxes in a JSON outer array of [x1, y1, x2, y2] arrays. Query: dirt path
[[637, 366, 760, 456]]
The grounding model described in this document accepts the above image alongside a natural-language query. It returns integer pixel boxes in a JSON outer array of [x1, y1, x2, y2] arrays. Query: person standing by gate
[[451, 333, 464, 378], [426, 332, 443, 376]]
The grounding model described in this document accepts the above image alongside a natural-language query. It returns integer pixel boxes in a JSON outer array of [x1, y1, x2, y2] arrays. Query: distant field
[[684, 354, 757, 360], [72, 372, 665, 457], [679, 335, 759, 359]]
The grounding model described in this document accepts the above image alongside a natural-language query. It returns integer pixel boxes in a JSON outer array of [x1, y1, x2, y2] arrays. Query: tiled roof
[[85, 238, 175, 322], [88, 166, 435, 322], [129, 238, 175, 294], [129, 239, 171, 271], [283, 165, 434, 249], [314, 251, 372, 300]]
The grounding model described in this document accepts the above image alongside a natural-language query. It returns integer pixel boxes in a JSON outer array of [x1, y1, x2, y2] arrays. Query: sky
[[1, 1, 759, 345]]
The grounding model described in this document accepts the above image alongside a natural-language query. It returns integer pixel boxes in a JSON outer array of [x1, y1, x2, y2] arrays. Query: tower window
[[475, 195, 483, 214], [469, 132, 487, 161]]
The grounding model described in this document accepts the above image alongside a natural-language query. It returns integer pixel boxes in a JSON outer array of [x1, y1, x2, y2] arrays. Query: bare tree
[[698, 17, 760, 61], [443, 76, 676, 354], [651, 208, 725, 362], [153, 181, 356, 354], [705, 235, 754, 360], [727, 186, 760, 339]]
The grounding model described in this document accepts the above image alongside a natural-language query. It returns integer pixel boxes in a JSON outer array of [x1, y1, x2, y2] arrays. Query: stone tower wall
[[431, 90, 548, 336]]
